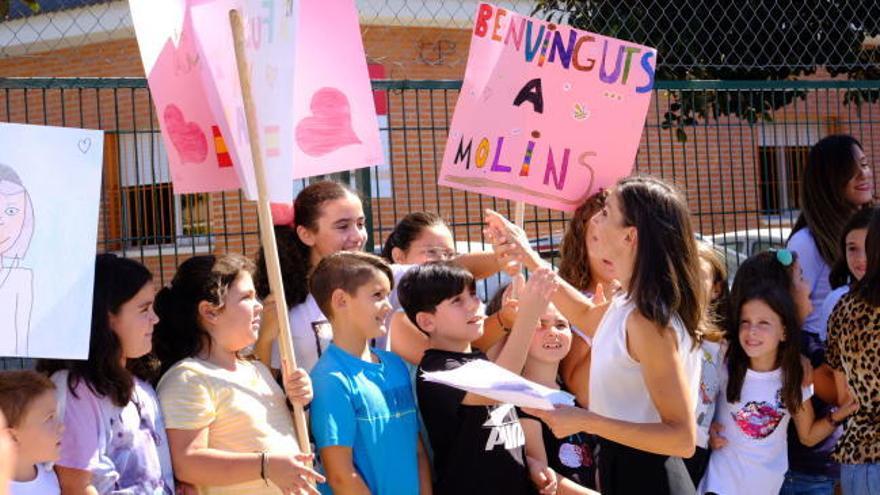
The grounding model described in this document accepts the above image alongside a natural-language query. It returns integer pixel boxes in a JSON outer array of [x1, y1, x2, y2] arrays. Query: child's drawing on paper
[[0, 164, 34, 356]]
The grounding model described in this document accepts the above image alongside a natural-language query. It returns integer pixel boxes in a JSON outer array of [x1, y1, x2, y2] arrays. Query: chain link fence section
[[2, 1, 880, 74], [534, 0, 880, 75], [0, 0, 533, 63], [0, 0, 130, 58]]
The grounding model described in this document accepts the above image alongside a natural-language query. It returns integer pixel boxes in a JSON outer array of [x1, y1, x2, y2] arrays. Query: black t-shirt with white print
[[417, 349, 536, 495]]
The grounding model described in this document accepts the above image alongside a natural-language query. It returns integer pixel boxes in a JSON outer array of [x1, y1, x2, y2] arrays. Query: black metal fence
[[2, 76, 879, 369]]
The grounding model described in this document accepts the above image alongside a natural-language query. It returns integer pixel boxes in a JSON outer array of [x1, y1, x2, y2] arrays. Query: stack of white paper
[[421, 359, 575, 410]]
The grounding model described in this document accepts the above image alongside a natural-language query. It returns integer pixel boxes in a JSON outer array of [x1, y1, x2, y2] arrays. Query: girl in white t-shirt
[[255, 185, 503, 372], [254, 181, 369, 373], [699, 250, 858, 495]]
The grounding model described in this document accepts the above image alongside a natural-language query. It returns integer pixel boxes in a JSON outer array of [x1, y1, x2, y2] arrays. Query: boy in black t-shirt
[[397, 262, 558, 495]]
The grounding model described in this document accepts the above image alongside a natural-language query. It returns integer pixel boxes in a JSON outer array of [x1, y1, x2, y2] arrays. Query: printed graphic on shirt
[[732, 390, 785, 439], [483, 404, 526, 451], [558, 441, 592, 469], [699, 348, 720, 406], [310, 320, 333, 357]]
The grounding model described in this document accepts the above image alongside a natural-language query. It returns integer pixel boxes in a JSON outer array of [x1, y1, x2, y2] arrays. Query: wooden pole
[[514, 201, 525, 228], [511, 201, 526, 297], [229, 9, 310, 455]]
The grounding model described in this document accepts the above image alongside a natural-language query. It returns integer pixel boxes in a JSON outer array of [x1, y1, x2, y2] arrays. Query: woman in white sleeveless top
[[487, 176, 704, 495]]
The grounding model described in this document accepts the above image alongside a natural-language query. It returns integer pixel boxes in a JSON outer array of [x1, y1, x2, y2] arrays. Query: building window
[[118, 133, 210, 248], [757, 145, 809, 214]]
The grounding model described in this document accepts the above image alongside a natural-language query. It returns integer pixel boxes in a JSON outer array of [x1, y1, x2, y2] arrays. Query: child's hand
[[496, 272, 525, 328], [517, 268, 558, 316], [708, 422, 728, 450], [526, 457, 558, 495], [283, 368, 314, 407], [267, 453, 325, 495]]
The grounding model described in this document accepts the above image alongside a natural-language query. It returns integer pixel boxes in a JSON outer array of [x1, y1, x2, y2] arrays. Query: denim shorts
[[840, 464, 880, 495]]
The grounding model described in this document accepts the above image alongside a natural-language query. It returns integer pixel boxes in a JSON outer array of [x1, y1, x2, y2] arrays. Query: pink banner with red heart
[[131, 0, 382, 198], [289, 0, 383, 179], [129, 1, 243, 195]]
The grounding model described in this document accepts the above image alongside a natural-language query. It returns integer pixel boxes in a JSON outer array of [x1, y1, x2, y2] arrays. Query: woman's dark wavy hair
[[37, 254, 156, 407], [616, 176, 704, 347], [380, 211, 447, 262], [558, 191, 607, 291], [829, 206, 875, 289], [791, 134, 866, 266], [726, 284, 804, 414], [854, 208, 880, 306], [255, 181, 359, 307], [153, 254, 255, 377]]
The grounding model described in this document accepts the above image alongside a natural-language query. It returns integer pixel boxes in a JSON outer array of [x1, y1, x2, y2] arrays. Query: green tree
[[533, 1, 880, 140]]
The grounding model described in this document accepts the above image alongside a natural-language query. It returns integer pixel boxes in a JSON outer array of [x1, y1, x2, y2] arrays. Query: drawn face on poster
[[0, 123, 103, 359], [0, 165, 34, 356]]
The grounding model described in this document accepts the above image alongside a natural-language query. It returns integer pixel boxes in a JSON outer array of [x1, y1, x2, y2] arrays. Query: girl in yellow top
[[152, 254, 323, 495]]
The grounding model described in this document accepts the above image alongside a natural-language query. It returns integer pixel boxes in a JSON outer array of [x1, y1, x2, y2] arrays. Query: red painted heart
[[163, 104, 208, 163], [295, 87, 361, 157]]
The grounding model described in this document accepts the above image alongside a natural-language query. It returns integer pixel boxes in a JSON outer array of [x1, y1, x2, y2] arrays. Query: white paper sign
[[0, 123, 104, 359], [421, 359, 575, 410]]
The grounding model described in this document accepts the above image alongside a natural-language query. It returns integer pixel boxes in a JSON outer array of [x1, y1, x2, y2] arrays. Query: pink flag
[[438, 3, 657, 211]]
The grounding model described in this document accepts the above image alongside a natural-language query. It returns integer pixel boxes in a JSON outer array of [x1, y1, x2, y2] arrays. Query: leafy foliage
[[0, 0, 40, 18], [533, 1, 880, 140]]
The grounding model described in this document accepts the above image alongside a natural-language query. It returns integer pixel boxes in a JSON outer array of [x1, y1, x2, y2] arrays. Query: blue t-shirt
[[310, 343, 420, 495]]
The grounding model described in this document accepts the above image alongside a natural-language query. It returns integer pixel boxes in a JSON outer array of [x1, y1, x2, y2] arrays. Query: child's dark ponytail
[[153, 254, 255, 377], [255, 181, 356, 307]]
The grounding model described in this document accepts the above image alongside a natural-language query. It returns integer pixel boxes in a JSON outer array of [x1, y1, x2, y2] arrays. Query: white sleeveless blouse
[[589, 294, 702, 423]]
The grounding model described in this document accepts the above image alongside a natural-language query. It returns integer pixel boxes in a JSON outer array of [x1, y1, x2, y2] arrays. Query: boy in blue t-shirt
[[308, 251, 430, 495]]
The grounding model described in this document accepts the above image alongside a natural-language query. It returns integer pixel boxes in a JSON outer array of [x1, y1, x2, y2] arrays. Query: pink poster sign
[[190, 0, 298, 202], [129, 0, 242, 195], [438, 3, 657, 211], [291, 0, 383, 179]]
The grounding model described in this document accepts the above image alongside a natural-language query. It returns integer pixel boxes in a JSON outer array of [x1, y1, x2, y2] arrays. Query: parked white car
[[707, 227, 791, 258]]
